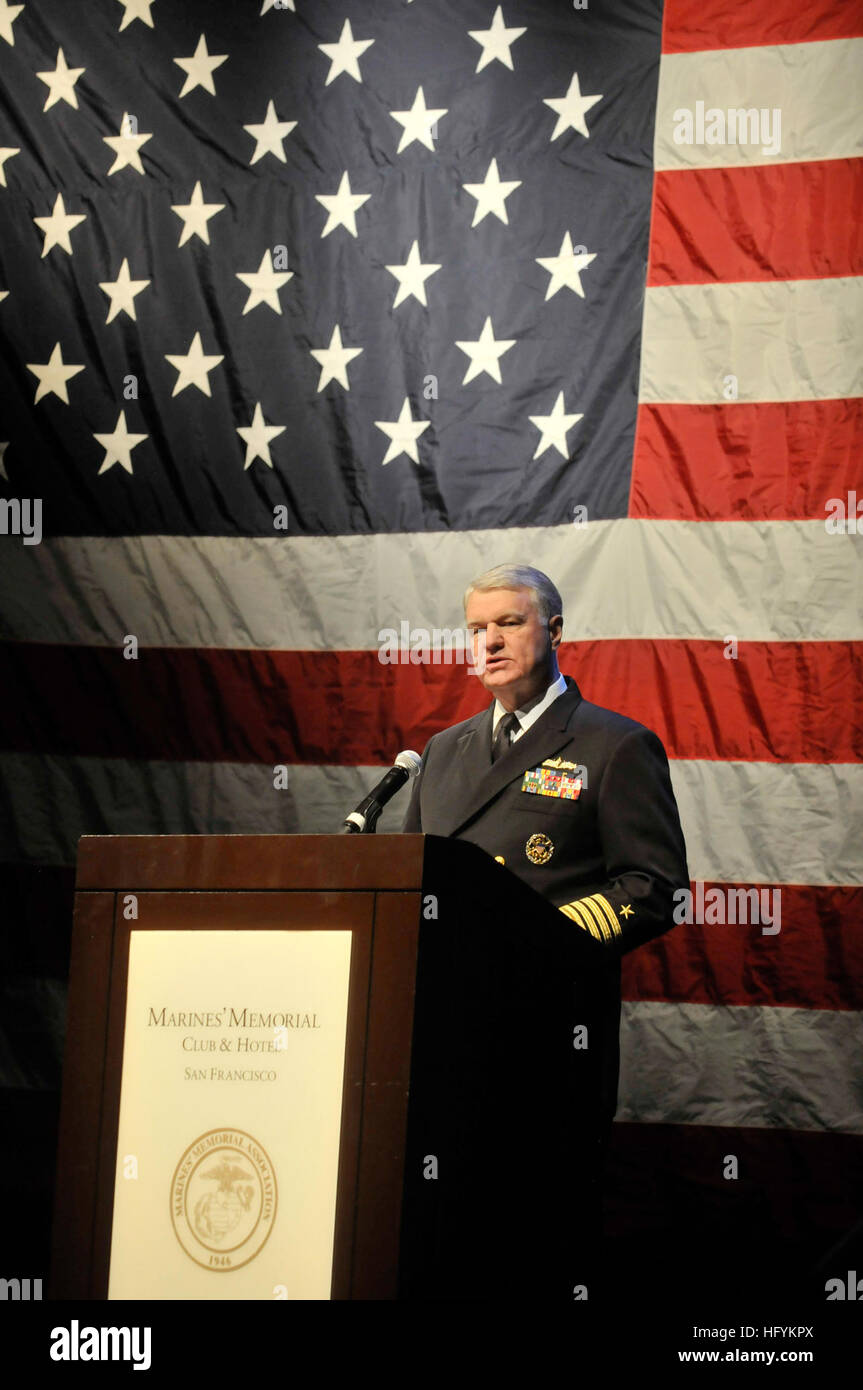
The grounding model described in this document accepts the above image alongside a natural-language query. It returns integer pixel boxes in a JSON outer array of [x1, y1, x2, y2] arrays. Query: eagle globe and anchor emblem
[[170, 1128, 278, 1271]]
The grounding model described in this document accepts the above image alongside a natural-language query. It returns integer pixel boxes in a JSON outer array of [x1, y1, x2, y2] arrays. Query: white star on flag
[[115, 0, 156, 30], [536, 231, 596, 299], [171, 182, 226, 247], [33, 193, 86, 257], [462, 158, 521, 227], [165, 332, 224, 397], [375, 398, 430, 465], [94, 411, 149, 475], [236, 403, 285, 469], [235, 250, 293, 315], [390, 87, 447, 153], [315, 171, 371, 238], [99, 259, 151, 323], [37, 48, 85, 112], [104, 113, 153, 175], [174, 34, 228, 98], [386, 240, 441, 308], [310, 325, 363, 391], [468, 7, 526, 73], [319, 19, 374, 85], [0, 441, 8, 481], [0, 2, 24, 46], [455, 316, 515, 385], [528, 391, 583, 459], [26, 342, 85, 404], [244, 101, 297, 164], [0, 145, 19, 187], [544, 71, 603, 141]]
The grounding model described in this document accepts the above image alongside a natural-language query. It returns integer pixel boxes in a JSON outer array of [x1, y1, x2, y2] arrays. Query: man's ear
[[549, 614, 563, 649]]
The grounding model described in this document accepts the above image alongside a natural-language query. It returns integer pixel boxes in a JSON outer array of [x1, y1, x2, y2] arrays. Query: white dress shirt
[[492, 672, 567, 745]]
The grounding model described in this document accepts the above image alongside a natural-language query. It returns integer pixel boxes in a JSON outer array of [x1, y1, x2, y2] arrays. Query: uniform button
[[494, 855, 505, 865]]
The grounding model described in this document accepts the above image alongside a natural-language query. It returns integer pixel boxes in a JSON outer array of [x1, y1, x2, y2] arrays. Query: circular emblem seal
[[525, 832, 554, 865], [170, 1128, 277, 1272]]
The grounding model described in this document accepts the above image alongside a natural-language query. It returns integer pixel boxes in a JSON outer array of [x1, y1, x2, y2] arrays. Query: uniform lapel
[[424, 704, 493, 836], [442, 677, 583, 836], [455, 704, 494, 773]]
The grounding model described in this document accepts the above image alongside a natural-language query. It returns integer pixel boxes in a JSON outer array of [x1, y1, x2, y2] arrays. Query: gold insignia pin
[[619, 904, 634, 918], [525, 832, 554, 865], [542, 757, 579, 771]]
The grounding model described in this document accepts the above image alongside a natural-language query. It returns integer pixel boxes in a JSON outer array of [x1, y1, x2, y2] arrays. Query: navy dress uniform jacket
[[402, 675, 689, 1124], [402, 675, 688, 953]]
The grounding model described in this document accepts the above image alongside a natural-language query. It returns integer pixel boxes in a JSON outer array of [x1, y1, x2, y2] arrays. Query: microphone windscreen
[[395, 749, 422, 779]]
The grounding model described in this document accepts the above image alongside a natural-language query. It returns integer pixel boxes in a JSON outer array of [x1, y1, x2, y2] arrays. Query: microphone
[[343, 750, 422, 834]]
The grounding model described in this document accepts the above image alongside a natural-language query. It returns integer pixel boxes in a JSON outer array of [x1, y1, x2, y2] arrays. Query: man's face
[[465, 587, 562, 708]]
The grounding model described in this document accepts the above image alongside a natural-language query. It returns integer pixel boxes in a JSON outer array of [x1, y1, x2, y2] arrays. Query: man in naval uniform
[[402, 563, 689, 1294]]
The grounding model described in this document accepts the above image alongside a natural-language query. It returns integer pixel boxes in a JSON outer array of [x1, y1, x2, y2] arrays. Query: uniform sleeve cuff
[[559, 893, 621, 942]]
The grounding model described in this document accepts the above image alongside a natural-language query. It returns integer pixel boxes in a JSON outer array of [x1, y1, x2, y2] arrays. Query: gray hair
[[463, 565, 563, 622]]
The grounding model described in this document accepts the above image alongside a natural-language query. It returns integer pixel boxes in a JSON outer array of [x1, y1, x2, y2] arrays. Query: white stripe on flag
[[655, 37, 863, 170], [2, 754, 861, 883], [640, 278, 863, 404], [1, 523, 860, 647], [672, 760, 863, 887], [0, 755, 408, 864], [617, 1000, 863, 1133]]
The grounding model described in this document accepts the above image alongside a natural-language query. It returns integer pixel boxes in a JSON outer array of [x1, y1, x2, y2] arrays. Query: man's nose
[[485, 623, 504, 648]]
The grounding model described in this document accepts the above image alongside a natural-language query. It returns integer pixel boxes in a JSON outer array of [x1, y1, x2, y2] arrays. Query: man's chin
[[479, 665, 518, 691]]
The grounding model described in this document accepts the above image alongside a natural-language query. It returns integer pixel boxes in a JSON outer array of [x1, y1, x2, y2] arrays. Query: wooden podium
[[51, 832, 614, 1301]]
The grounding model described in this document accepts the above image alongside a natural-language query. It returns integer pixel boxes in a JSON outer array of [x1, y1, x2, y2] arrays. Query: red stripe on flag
[[630, 400, 863, 522], [661, 0, 863, 53], [648, 162, 863, 287], [607, 1124, 863, 1253], [575, 639, 861, 763], [1, 640, 859, 764], [622, 883, 863, 1011]]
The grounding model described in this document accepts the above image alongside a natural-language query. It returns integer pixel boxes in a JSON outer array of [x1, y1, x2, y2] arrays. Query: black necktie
[[491, 711, 520, 762]]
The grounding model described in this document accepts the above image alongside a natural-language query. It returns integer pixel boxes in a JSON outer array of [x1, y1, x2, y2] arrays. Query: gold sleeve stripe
[[559, 902, 599, 940], [577, 907, 605, 942], [586, 893, 621, 939], [579, 906, 605, 942], [559, 901, 604, 942], [578, 896, 613, 943]]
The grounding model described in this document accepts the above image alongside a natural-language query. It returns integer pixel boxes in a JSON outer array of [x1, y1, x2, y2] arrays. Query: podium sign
[[108, 929, 352, 1299], [51, 833, 610, 1300]]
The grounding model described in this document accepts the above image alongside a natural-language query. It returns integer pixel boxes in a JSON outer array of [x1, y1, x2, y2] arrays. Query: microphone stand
[[341, 751, 421, 834], [342, 803, 383, 834]]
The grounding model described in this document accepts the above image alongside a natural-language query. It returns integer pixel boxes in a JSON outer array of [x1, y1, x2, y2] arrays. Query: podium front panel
[[106, 921, 354, 1299], [53, 885, 404, 1299]]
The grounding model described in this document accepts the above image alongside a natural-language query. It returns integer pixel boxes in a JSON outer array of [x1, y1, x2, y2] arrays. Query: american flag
[[0, 0, 861, 1290]]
